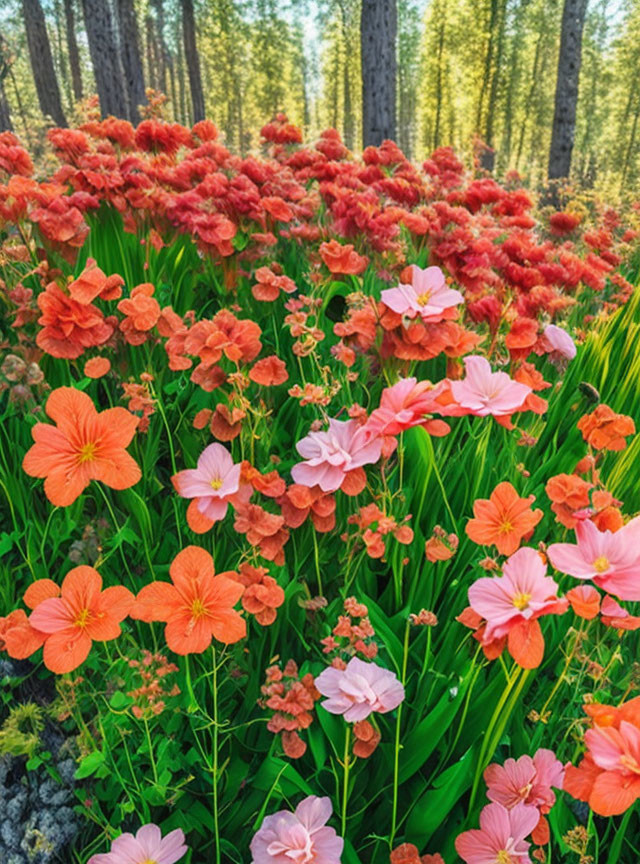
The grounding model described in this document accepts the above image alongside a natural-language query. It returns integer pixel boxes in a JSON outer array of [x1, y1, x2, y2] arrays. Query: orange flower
[[319, 239, 368, 275], [68, 258, 123, 304], [131, 546, 246, 653], [466, 481, 543, 555], [36, 282, 113, 359], [249, 355, 289, 386], [29, 567, 134, 674], [578, 405, 636, 451], [566, 585, 601, 620], [118, 283, 161, 344], [22, 387, 141, 506], [83, 356, 111, 378], [234, 563, 285, 626], [545, 472, 592, 528]]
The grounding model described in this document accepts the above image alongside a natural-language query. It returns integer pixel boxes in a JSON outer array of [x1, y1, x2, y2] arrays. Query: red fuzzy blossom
[[252, 265, 297, 301], [259, 658, 320, 759], [549, 211, 582, 236], [230, 563, 285, 626], [319, 239, 368, 275], [36, 281, 113, 359], [249, 354, 288, 386]]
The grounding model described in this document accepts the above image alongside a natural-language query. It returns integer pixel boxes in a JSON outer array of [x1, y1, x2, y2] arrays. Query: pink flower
[[468, 547, 565, 642], [366, 377, 446, 436], [250, 795, 343, 864], [88, 824, 188, 864], [542, 324, 576, 360], [484, 749, 565, 813], [449, 356, 531, 417], [455, 802, 539, 864], [380, 265, 463, 322], [291, 418, 382, 493], [314, 657, 405, 722], [172, 443, 241, 522], [547, 517, 640, 601]]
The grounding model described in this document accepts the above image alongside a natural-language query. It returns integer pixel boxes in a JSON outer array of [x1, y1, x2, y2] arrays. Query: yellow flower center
[[78, 442, 97, 463], [593, 556, 610, 573], [210, 477, 223, 490], [74, 608, 92, 628], [140, 860, 158, 864], [191, 598, 207, 619], [416, 290, 432, 306], [496, 852, 512, 864], [498, 520, 514, 534], [512, 592, 531, 611]]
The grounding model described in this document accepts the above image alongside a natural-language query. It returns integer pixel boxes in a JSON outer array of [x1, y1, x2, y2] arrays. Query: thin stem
[[95, 484, 134, 580], [143, 716, 158, 785], [312, 529, 323, 597], [341, 725, 351, 837], [390, 620, 411, 845], [212, 646, 221, 864]]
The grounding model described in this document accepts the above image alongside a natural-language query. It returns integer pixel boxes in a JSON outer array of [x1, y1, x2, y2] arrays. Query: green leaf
[[75, 750, 106, 779]]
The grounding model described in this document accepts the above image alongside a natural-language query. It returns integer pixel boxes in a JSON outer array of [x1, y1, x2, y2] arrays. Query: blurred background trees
[[1, 0, 638, 197]]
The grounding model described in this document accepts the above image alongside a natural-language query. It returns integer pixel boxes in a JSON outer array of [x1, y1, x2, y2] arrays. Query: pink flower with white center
[[314, 656, 405, 722], [547, 516, 640, 601], [468, 547, 565, 642], [250, 795, 343, 864], [542, 324, 576, 360], [485, 749, 565, 813], [449, 356, 531, 417], [380, 265, 463, 323], [88, 824, 188, 864], [455, 802, 539, 864], [291, 418, 382, 493], [171, 443, 241, 522]]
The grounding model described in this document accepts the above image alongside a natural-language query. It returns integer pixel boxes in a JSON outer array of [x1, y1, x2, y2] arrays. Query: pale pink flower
[[88, 824, 187, 864], [380, 265, 463, 322], [542, 324, 576, 360], [449, 356, 531, 417], [547, 516, 640, 601], [171, 443, 241, 521], [291, 418, 382, 493], [455, 802, 539, 864], [250, 795, 343, 864], [484, 749, 565, 813], [366, 377, 441, 436], [314, 656, 405, 722], [468, 547, 565, 642]]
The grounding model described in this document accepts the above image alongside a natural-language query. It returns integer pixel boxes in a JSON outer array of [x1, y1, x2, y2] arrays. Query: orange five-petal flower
[[466, 481, 543, 556], [131, 546, 246, 654], [29, 567, 134, 674], [22, 387, 141, 506]]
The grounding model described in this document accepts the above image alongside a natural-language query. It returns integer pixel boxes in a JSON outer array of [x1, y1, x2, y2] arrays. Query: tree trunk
[[339, 2, 354, 149], [181, 0, 205, 122], [548, 0, 588, 181], [433, 19, 445, 149], [116, 0, 146, 122], [9, 68, 31, 143], [360, 0, 397, 147], [22, 0, 67, 126], [63, 0, 83, 101], [151, 0, 167, 95], [81, 0, 129, 118], [53, 0, 72, 110], [0, 72, 12, 132]]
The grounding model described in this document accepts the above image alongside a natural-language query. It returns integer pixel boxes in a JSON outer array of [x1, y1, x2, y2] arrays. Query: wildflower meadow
[[2, 113, 640, 864]]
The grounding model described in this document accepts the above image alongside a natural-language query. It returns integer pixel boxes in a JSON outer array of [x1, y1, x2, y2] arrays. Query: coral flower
[[564, 696, 640, 816], [390, 844, 444, 864], [314, 657, 404, 722], [467, 547, 567, 668], [29, 566, 134, 674], [547, 516, 640, 601], [36, 281, 114, 359], [84, 356, 111, 378], [22, 387, 141, 506], [319, 239, 368, 275], [449, 356, 531, 417], [172, 443, 242, 526], [455, 802, 539, 864], [380, 265, 463, 323], [577, 404, 635, 451], [466, 482, 543, 556], [250, 795, 343, 864], [88, 824, 188, 864], [291, 418, 382, 494], [131, 546, 246, 653], [367, 377, 449, 437]]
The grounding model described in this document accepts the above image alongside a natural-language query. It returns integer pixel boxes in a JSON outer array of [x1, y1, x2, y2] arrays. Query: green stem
[[213, 646, 221, 864], [95, 484, 133, 580], [341, 725, 351, 837], [390, 620, 411, 845], [312, 529, 323, 597], [143, 716, 158, 785]]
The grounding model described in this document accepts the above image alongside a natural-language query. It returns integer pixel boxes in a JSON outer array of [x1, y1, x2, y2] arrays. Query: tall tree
[[361, 0, 397, 146], [22, 0, 67, 126], [0, 38, 13, 132], [181, 0, 205, 122], [116, 0, 146, 122], [548, 0, 588, 182], [63, 0, 83, 102], [81, 0, 129, 118]]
